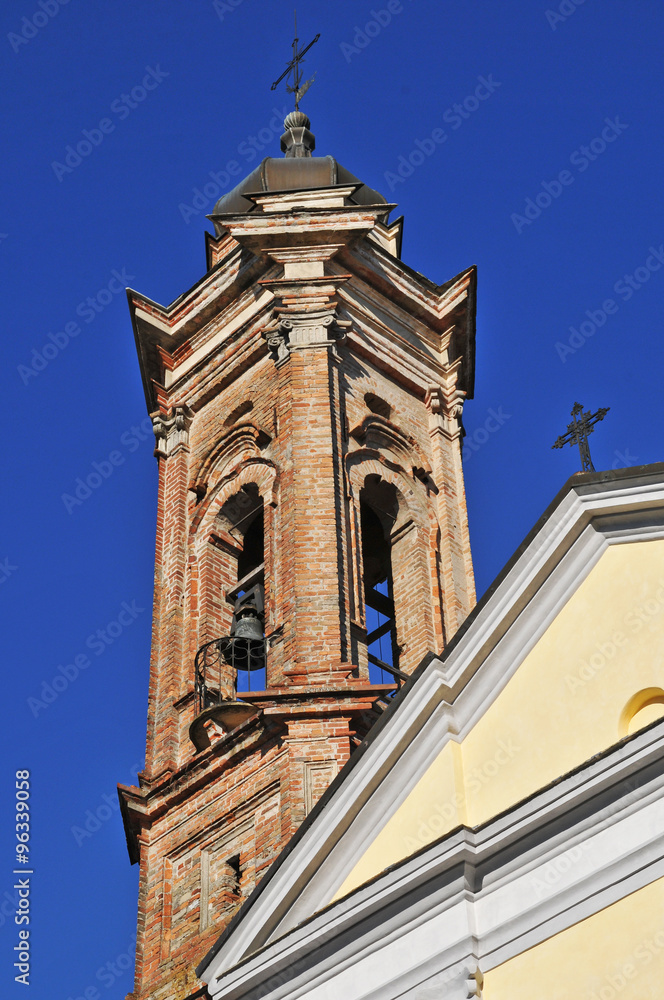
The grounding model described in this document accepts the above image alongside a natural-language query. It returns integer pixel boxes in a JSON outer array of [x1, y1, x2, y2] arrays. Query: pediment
[[196, 465, 664, 988], [348, 414, 430, 473], [129, 245, 278, 411]]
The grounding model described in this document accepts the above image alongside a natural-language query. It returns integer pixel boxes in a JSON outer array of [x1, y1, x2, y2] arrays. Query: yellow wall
[[484, 877, 664, 1000], [463, 539, 664, 827], [334, 742, 463, 897], [336, 540, 664, 897]]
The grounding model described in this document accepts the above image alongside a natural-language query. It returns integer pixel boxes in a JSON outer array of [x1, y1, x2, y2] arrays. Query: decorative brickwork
[[120, 172, 476, 1000]]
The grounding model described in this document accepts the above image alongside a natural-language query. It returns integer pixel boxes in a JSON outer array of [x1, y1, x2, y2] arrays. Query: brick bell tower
[[119, 109, 477, 1000]]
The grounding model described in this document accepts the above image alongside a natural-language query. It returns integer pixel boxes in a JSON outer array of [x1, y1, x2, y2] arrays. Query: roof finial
[[270, 10, 320, 112]]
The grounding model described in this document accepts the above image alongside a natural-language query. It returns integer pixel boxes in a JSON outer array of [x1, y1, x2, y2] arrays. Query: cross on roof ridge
[[552, 401, 610, 473]]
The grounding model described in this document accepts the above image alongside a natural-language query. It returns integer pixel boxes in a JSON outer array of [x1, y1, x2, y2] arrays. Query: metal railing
[[194, 634, 267, 716]]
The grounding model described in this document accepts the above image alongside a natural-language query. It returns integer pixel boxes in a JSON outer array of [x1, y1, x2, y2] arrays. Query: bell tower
[[119, 110, 477, 1000]]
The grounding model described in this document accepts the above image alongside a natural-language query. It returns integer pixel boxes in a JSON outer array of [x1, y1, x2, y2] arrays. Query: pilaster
[[146, 405, 194, 778]]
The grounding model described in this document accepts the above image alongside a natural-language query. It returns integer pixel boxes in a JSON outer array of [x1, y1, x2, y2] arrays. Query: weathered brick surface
[[121, 193, 476, 1000]]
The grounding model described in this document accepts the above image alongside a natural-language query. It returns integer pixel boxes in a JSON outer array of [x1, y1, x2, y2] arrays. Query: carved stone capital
[[259, 259, 352, 365], [426, 359, 467, 441], [263, 308, 351, 365], [152, 405, 193, 458]]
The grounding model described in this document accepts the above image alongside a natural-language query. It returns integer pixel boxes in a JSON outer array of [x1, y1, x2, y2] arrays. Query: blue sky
[[1, 1, 663, 997]]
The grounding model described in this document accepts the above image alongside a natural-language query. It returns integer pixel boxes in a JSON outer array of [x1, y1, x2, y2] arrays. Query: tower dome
[[209, 112, 388, 228]]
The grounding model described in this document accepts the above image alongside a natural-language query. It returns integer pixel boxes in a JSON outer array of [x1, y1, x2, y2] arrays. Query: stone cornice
[[213, 210, 382, 256], [119, 683, 395, 865], [130, 226, 475, 413]]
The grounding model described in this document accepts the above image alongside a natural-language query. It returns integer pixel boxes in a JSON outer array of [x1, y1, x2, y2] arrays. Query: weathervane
[[271, 11, 320, 110], [552, 402, 610, 472]]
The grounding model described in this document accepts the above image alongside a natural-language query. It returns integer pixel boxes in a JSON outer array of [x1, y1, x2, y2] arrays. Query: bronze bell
[[232, 605, 264, 642]]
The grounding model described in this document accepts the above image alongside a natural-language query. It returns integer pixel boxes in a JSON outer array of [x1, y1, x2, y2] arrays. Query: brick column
[[390, 520, 436, 674]]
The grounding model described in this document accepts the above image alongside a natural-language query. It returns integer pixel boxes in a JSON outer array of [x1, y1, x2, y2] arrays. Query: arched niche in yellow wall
[[620, 687, 664, 738]]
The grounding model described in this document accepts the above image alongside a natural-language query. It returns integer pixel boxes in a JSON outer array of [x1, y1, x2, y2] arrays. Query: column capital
[[426, 359, 467, 441], [152, 404, 193, 458], [260, 272, 351, 365]]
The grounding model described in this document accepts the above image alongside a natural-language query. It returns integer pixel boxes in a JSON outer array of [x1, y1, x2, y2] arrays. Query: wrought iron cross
[[270, 11, 320, 110], [552, 402, 610, 472]]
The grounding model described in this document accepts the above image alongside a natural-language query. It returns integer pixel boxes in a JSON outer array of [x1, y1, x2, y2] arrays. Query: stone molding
[[262, 308, 351, 365], [152, 405, 193, 458], [261, 279, 352, 365], [426, 358, 466, 442], [191, 422, 272, 499]]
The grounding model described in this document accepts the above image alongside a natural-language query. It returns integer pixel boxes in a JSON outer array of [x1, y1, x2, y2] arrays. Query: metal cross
[[552, 402, 610, 472], [270, 11, 320, 110]]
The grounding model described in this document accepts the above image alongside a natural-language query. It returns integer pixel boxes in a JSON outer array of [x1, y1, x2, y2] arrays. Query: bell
[[232, 606, 264, 642]]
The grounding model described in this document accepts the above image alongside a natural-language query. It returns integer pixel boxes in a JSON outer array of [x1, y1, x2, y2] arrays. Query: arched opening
[[360, 477, 400, 684], [223, 490, 266, 693], [236, 506, 264, 582]]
